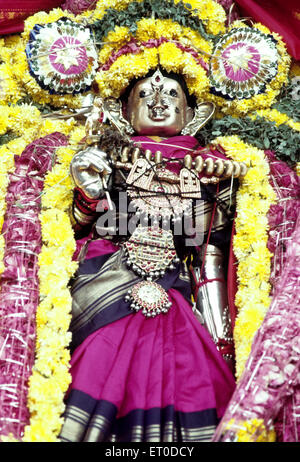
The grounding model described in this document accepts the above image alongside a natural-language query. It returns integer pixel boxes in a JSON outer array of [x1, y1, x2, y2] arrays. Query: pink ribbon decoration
[[0, 132, 68, 440], [213, 154, 300, 442]]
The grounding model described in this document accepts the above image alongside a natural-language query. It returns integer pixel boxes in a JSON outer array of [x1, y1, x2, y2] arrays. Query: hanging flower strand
[[22, 127, 84, 442], [212, 135, 276, 379]]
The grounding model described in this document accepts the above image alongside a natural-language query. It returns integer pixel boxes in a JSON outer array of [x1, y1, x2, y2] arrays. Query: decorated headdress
[[0, 0, 299, 445], [8, 0, 291, 118]]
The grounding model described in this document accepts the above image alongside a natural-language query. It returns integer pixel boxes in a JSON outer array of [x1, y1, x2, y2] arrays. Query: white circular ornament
[[125, 280, 172, 318], [209, 27, 279, 100], [26, 18, 98, 94]]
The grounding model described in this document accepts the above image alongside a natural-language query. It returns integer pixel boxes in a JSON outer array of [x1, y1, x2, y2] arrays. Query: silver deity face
[[127, 72, 193, 136]]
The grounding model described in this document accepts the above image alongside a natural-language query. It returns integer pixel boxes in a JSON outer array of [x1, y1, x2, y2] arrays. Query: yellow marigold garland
[[0, 107, 82, 442], [96, 41, 210, 100], [0, 38, 25, 104], [97, 18, 213, 68], [0, 103, 84, 441], [22, 123, 84, 442], [252, 108, 300, 132], [212, 136, 277, 379]]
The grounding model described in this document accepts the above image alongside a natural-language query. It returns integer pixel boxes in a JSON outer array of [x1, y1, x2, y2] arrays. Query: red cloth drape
[[0, 0, 64, 35], [235, 0, 300, 60]]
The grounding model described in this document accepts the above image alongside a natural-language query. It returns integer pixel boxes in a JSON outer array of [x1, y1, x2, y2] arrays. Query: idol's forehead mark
[[131, 77, 186, 99]]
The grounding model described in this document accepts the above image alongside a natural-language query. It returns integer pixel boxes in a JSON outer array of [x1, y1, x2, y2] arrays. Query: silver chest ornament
[[125, 281, 171, 317], [124, 225, 180, 318], [126, 158, 193, 223]]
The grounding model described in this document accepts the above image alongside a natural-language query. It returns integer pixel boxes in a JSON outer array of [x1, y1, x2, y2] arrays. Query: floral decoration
[[26, 18, 98, 95], [0, 0, 298, 444], [212, 135, 276, 379], [22, 125, 83, 442], [0, 107, 82, 441], [209, 27, 279, 100], [206, 23, 291, 116]]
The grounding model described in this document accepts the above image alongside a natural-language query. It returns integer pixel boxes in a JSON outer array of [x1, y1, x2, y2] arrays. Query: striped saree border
[[59, 390, 217, 443]]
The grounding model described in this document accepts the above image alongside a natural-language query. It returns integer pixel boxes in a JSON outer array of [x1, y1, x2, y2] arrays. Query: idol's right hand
[[70, 146, 112, 199]]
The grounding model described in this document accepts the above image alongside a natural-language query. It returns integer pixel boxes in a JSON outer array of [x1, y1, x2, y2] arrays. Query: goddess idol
[[59, 66, 240, 441], [0, 0, 299, 443]]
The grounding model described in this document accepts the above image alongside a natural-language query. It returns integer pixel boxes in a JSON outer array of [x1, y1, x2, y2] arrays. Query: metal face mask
[[127, 70, 193, 136]]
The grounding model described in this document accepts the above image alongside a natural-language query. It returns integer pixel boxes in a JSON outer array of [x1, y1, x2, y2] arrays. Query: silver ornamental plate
[[128, 170, 192, 219], [124, 225, 178, 277], [125, 280, 172, 317]]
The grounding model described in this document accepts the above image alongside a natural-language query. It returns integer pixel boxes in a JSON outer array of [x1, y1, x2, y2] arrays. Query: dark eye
[[139, 90, 146, 98], [169, 89, 178, 97]]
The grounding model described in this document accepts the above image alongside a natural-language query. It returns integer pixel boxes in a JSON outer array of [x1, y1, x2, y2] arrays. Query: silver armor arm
[[70, 146, 113, 227], [192, 244, 234, 370], [70, 147, 112, 200]]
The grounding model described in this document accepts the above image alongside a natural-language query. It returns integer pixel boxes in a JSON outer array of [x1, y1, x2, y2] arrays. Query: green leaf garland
[[198, 114, 300, 165], [91, 0, 212, 43]]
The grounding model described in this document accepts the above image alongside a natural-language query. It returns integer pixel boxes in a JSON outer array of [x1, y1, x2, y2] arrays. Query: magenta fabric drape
[[0, 1, 64, 35], [235, 0, 300, 60]]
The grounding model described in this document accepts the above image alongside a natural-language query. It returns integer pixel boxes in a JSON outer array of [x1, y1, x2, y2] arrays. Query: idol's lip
[[149, 107, 169, 121], [150, 115, 167, 121]]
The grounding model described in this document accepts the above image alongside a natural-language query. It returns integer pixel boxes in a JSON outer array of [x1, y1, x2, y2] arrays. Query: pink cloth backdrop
[[235, 0, 300, 60], [0, 0, 64, 34]]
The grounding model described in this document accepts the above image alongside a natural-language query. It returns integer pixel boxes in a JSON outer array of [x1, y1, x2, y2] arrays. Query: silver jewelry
[[124, 225, 180, 318]]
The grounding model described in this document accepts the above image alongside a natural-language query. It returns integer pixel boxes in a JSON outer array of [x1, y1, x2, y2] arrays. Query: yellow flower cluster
[[177, 0, 226, 35], [0, 38, 25, 105], [1, 104, 43, 141], [205, 23, 291, 117], [97, 46, 158, 96], [212, 136, 276, 380], [252, 108, 300, 132], [22, 124, 83, 442], [96, 41, 210, 100], [98, 19, 213, 69], [225, 418, 276, 442]]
